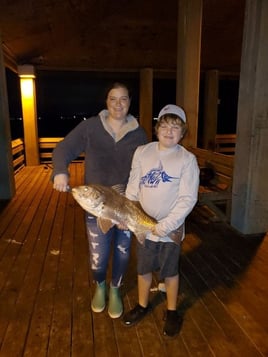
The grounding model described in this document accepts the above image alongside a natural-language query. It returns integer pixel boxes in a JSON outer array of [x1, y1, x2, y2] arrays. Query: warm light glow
[[19, 74, 35, 79], [20, 78, 34, 98]]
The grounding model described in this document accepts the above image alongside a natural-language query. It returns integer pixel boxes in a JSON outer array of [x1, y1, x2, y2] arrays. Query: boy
[[122, 104, 200, 336]]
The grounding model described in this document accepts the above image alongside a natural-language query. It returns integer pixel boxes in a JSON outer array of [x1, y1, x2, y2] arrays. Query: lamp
[[18, 64, 36, 78], [18, 65, 36, 99]]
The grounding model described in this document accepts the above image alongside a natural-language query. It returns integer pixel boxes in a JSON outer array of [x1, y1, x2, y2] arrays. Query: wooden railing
[[11, 138, 85, 172], [39, 137, 85, 163], [12, 138, 25, 173], [38, 137, 63, 163], [12, 135, 236, 175]]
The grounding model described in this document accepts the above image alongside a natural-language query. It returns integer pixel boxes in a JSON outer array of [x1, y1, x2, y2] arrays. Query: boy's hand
[[152, 223, 167, 237]]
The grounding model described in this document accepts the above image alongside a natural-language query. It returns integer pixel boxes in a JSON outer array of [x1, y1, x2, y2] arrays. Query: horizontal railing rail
[[11, 134, 236, 173], [12, 138, 25, 173], [39, 137, 63, 163], [39, 137, 85, 163], [11, 138, 85, 172]]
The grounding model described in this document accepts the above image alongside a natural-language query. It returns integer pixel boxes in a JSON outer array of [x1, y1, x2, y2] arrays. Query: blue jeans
[[85, 214, 132, 287]]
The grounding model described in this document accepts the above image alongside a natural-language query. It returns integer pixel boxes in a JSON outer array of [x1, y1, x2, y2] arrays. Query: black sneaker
[[163, 310, 183, 337], [122, 303, 152, 327]]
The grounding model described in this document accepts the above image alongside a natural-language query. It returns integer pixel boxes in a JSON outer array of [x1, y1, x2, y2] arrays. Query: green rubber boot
[[91, 281, 106, 313], [108, 285, 123, 319]]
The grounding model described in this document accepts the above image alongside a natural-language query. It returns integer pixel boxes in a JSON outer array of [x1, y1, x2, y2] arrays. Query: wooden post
[[0, 32, 16, 199], [231, 0, 268, 235], [139, 68, 153, 141], [18, 65, 40, 166], [203, 70, 219, 150], [176, 0, 202, 148]]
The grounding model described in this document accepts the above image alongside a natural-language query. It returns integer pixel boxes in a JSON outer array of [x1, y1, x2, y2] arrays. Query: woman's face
[[106, 86, 131, 120]]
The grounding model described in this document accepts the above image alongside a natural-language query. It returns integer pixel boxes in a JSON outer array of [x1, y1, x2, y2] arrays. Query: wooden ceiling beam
[[2, 43, 18, 73]]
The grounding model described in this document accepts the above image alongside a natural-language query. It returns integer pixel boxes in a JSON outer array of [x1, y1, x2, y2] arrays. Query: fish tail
[[134, 232, 147, 245]]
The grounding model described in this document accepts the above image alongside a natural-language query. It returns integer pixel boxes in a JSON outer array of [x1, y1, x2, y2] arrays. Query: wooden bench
[[215, 134, 236, 155], [188, 147, 234, 222]]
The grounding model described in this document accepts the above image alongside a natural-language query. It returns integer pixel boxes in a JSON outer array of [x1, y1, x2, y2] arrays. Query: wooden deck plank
[[46, 189, 76, 356], [22, 190, 68, 356], [0, 164, 50, 341], [179, 277, 239, 356], [0, 166, 47, 244], [0, 167, 57, 356], [182, 235, 265, 356], [180, 255, 263, 356], [71, 165, 94, 357], [188, 216, 268, 335], [0, 164, 267, 357], [181, 226, 267, 356]]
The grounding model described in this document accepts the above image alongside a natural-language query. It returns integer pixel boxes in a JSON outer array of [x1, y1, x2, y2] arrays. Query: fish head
[[72, 185, 104, 215]]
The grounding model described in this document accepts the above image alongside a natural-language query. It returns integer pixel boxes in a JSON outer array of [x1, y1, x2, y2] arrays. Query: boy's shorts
[[137, 240, 181, 280]]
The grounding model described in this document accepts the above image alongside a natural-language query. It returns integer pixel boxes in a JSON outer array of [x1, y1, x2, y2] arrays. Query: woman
[[52, 82, 147, 318]]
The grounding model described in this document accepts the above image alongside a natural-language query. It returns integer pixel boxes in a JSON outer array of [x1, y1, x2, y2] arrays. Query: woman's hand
[[53, 174, 69, 192], [116, 223, 129, 231]]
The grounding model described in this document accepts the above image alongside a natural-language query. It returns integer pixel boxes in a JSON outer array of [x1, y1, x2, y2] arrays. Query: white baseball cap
[[157, 104, 187, 123]]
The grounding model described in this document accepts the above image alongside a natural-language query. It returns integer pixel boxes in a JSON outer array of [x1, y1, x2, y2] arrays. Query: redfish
[[71, 184, 156, 244]]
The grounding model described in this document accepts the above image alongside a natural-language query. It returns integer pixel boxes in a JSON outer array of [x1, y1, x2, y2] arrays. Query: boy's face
[[157, 117, 183, 150]]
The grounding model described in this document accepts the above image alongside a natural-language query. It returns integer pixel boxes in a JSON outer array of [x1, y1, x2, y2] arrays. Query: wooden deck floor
[[0, 164, 268, 357]]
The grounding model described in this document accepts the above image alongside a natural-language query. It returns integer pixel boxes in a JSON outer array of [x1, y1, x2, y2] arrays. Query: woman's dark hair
[[104, 81, 132, 100]]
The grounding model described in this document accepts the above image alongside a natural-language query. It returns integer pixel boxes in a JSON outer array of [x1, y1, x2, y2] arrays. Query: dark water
[[6, 67, 238, 141], [10, 117, 87, 139], [7, 68, 177, 140]]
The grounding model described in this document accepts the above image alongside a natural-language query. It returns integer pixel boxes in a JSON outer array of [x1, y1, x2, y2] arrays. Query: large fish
[[71, 184, 156, 244]]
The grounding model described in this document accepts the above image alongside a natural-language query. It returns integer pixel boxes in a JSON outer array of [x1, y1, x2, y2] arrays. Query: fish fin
[[97, 217, 114, 233], [167, 225, 184, 245], [134, 232, 147, 245], [111, 184, 126, 195], [131, 200, 143, 210]]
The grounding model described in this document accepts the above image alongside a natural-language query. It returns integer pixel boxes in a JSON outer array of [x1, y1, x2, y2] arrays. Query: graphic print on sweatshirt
[[140, 161, 179, 188]]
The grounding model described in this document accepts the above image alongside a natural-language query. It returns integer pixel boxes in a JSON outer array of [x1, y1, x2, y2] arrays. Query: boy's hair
[[155, 114, 188, 137]]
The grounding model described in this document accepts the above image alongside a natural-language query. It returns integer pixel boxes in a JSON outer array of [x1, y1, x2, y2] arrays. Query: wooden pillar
[[18, 65, 40, 166], [203, 70, 219, 150], [176, 0, 202, 148], [231, 0, 268, 235], [139, 68, 153, 141], [0, 32, 16, 199]]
